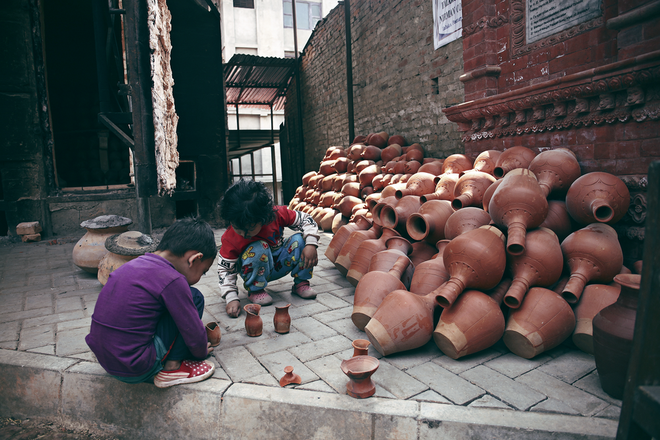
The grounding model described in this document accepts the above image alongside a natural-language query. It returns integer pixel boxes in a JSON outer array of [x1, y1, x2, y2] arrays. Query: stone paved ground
[[0, 228, 622, 424], [0, 418, 119, 440]]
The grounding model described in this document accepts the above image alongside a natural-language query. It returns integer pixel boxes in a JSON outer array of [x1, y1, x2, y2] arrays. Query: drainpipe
[[344, 0, 355, 143], [291, 0, 306, 179]]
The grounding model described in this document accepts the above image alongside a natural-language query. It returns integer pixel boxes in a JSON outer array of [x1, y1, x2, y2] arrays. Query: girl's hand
[[207, 342, 214, 355], [301, 245, 318, 269], [226, 300, 241, 318]]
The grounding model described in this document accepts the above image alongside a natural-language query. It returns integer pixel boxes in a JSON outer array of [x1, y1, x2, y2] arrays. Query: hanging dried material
[[147, 0, 179, 196]]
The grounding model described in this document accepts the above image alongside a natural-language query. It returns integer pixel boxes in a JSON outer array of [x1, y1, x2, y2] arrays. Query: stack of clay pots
[[289, 136, 638, 397]]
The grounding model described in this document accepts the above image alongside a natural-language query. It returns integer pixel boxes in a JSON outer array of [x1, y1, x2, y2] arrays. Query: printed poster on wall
[[433, 0, 463, 49]]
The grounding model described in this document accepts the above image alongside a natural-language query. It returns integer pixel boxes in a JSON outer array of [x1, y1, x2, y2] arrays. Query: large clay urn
[[359, 164, 381, 188], [503, 287, 575, 359], [408, 240, 438, 268], [381, 144, 402, 163], [539, 200, 575, 242], [433, 225, 507, 308], [332, 212, 348, 234], [503, 228, 564, 309], [409, 240, 450, 295], [572, 283, 620, 354], [361, 145, 382, 161], [451, 170, 497, 210], [352, 255, 410, 330], [442, 154, 473, 175], [481, 178, 502, 212], [433, 289, 505, 359], [395, 172, 436, 199], [592, 274, 641, 399], [565, 171, 631, 225], [365, 289, 439, 356], [472, 150, 502, 176], [406, 200, 453, 245], [489, 168, 548, 256], [493, 146, 537, 178], [443, 207, 492, 240], [379, 182, 407, 200], [335, 195, 363, 218], [73, 215, 133, 273], [560, 223, 623, 304], [418, 160, 444, 176], [368, 236, 414, 290], [347, 227, 401, 286], [528, 148, 581, 198], [380, 195, 422, 236], [335, 223, 382, 276], [97, 231, 159, 285], [420, 173, 459, 202], [325, 214, 371, 263]]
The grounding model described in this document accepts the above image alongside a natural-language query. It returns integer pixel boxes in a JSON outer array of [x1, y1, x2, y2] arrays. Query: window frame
[[283, 0, 322, 30]]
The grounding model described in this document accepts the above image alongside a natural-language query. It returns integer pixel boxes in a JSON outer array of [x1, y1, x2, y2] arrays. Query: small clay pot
[[352, 339, 371, 357], [279, 366, 302, 387], [274, 303, 291, 334], [244, 304, 263, 337], [72, 215, 133, 273], [205, 322, 222, 347], [341, 355, 379, 398]]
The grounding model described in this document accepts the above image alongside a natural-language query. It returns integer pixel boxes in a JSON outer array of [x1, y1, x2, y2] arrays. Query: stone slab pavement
[[0, 229, 620, 439]]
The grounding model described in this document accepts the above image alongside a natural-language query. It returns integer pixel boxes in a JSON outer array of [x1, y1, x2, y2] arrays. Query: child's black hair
[[156, 216, 217, 260], [219, 179, 276, 231]]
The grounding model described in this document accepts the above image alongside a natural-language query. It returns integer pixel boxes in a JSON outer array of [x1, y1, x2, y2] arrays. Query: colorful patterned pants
[[238, 233, 313, 293]]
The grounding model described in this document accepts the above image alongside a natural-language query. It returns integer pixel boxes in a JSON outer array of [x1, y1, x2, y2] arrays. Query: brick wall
[[286, 0, 466, 171]]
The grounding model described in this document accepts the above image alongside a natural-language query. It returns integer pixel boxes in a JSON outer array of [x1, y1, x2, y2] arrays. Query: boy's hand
[[301, 245, 318, 269], [207, 341, 214, 355], [226, 300, 241, 318]]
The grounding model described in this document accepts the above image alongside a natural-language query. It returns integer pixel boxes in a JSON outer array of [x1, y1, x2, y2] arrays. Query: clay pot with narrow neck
[[389, 135, 406, 146], [406, 200, 453, 245], [334, 195, 363, 218], [371, 174, 386, 191], [565, 171, 631, 226], [244, 304, 263, 337], [433, 289, 505, 359], [493, 146, 537, 178], [372, 196, 398, 226], [359, 164, 381, 189], [408, 240, 437, 268], [442, 154, 473, 175], [361, 145, 382, 161], [352, 255, 411, 330], [380, 195, 422, 236], [572, 283, 620, 354], [352, 339, 371, 357], [335, 223, 382, 276], [341, 182, 361, 198], [365, 289, 440, 356], [404, 160, 422, 174], [347, 227, 401, 286], [365, 193, 382, 211], [395, 172, 436, 199], [206, 322, 222, 347], [319, 160, 337, 176], [332, 213, 349, 234], [302, 171, 317, 186], [433, 225, 507, 308], [72, 215, 133, 273], [341, 355, 379, 398], [325, 215, 372, 263], [409, 240, 450, 295], [472, 150, 502, 176], [420, 173, 459, 202], [381, 144, 402, 163], [489, 168, 549, 256], [418, 160, 444, 176], [273, 303, 292, 334], [503, 228, 564, 309], [503, 287, 575, 359], [481, 178, 502, 212], [347, 144, 365, 161], [539, 200, 575, 242], [379, 182, 407, 200], [451, 170, 497, 210], [321, 175, 336, 192], [528, 148, 581, 198], [443, 207, 492, 240], [369, 236, 415, 289], [561, 223, 623, 304], [319, 208, 338, 232], [592, 274, 641, 399]]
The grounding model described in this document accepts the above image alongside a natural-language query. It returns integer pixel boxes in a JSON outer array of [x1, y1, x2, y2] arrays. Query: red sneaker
[[153, 360, 215, 388]]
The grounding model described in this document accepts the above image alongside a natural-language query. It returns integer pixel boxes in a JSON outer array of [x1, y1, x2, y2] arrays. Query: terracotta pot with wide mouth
[[244, 304, 263, 337], [205, 322, 222, 347], [341, 355, 380, 398], [406, 199, 454, 245]]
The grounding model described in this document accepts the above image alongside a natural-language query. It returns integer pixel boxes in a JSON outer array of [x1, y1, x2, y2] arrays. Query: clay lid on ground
[[80, 215, 133, 229], [105, 231, 160, 256]]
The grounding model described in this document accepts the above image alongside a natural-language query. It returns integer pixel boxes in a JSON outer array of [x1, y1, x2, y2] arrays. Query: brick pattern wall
[[286, 0, 466, 171]]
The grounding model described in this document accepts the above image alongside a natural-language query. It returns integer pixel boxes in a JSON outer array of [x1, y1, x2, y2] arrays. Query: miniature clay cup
[[341, 355, 379, 398], [279, 366, 302, 387], [205, 322, 222, 347], [244, 304, 263, 337]]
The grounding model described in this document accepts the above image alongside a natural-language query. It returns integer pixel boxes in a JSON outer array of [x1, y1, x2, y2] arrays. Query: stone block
[[16, 221, 42, 235], [21, 233, 41, 242]]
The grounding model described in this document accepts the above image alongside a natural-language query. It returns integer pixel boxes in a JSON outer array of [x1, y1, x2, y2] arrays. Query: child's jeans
[[238, 233, 313, 292]]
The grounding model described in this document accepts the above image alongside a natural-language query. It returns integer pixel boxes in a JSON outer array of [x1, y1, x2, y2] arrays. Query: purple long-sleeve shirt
[[85, 253, 207, 377]]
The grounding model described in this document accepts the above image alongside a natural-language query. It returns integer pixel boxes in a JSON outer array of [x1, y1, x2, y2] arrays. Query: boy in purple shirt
[[86, 217, 217, 388]]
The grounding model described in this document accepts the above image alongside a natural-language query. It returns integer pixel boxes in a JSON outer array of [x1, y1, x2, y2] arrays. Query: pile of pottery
[[290, 137, 641, 399]]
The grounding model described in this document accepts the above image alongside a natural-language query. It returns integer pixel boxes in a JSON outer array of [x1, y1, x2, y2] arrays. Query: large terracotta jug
[[565, 171, 630, 225], [493, 146, 537, 178], [325, 215, 372, 263], [489, 168, 548, 256], [406, 200, 453, 245], [420, 173, 459, 202], [572, 283, 620, 354], [443, 207, 492, 240], [503, 287, 575, 359], [365, 289, 439, 356], [395, 172, 436, 199], [335, 223, 382, 276], [418, 160, 444, 176], [539, 200, 575, 242], [368, 236, 415, 290], [359, 164, 381, 188], [352, 256, 411, 330], [381, 144, 402, 163], [379, 182, 407, 200], [408, 240, 437, 268], [481, 178, 502, 212], [380, 195, 421, 235], [442, 154, 473, 175], [592, 274, 641, 399], [346, 227, 400, 286], [409, 240, 450, 295], [527, 148, 581, 198], [72, 215, 133, 273], [371, 196, 398, 226], [503, 228, 564, 309], [433, 289, 505, 359], [560, 223, 623, 304], [451, 170, 497, 210], [433, 225, 507, 308], [472, 150, 502, 176], [335, 195, 363, 218], [361, 145, 382, 161]]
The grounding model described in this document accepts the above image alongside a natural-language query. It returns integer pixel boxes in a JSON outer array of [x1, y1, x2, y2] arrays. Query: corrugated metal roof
[[224, 54, 296, 111]]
